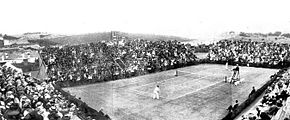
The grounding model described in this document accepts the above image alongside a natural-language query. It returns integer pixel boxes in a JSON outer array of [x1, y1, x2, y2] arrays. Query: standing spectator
[[226, 105, 233, 113], [233, 100, 239, 110], [249, 86, 256, 98]]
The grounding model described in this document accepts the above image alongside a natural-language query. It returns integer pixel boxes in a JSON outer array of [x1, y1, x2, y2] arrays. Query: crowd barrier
[[199, 59, 290, 69], [57, 60, 200, 88], [54, 57, 290, 88]]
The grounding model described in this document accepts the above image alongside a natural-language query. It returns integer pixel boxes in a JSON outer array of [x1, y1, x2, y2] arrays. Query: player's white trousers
[[153, 92, 159, 99]]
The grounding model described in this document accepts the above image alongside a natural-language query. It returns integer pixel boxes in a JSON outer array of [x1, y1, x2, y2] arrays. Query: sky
[[1, 0, 290, 41]]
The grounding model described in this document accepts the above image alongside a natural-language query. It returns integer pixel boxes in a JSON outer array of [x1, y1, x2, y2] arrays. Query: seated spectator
[[260, 112, 271, 120]]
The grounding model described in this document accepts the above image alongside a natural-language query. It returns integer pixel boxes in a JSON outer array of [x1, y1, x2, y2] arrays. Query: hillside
[[48, 32, 111, 45], [27, 39, 59, 47], [119, 32, 195, 42], [47, 32, 196, 45], [21, 32, 66, 40], [5, 32, 66, 46], [229, 35, 290, 44]]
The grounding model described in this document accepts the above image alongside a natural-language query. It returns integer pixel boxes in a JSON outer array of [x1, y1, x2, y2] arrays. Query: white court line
[[178, 67, 223, 76], [113, 79, 144, 89], [172, 68, 270, 100], [179, 68, 228, 75], [115, 67, 221, 89], [125, 67, 223, 99], [170, 80, 223, 100], [135, 69, 214, 89], [131, 74, 219, 100], [112, 70, 195, 89], [134, 68, 224, 91], [114, 73, 192, 89]]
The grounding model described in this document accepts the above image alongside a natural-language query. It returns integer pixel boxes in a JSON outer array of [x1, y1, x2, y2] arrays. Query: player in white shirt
[[153, 85, 160, 99]]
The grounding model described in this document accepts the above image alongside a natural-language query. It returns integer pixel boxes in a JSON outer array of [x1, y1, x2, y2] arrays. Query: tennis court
[[63, 64, 278, 120]]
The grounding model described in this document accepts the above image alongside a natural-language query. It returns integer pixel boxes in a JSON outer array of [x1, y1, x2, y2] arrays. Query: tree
[[267, 32, 273, 36], [239, 32, 249, 37], [273, 31, 282, 36], [281, 33, 290, 38]]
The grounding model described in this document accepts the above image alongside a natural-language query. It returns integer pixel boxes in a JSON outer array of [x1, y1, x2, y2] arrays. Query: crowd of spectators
[[208, 39, 290, 67], [192, 44, 212, 53], [239, 71, 290, 120], [40, 39, 198, 84], [0, 65, 81, 120]]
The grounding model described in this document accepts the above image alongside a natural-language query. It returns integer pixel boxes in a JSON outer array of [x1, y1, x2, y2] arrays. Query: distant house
[[0, 35, 4, 47]]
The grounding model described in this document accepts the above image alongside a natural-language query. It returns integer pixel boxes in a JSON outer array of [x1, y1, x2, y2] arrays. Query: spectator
[[233, 100, 239, 110], [0, 66, 82, 120], [256, 107, 260, 118], [249, 86, 256, 98], [226, 105, 233, 113], [260, 112, 271, 120]]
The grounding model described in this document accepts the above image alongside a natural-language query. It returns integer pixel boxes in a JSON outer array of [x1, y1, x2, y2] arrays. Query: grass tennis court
[[63, 64, 278, 120]]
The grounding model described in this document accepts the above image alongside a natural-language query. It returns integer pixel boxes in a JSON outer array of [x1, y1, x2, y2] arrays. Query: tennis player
[[232, 64, 240, 79], [153, 85, 160, 99], [225, 61, 228, 70]]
